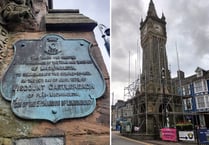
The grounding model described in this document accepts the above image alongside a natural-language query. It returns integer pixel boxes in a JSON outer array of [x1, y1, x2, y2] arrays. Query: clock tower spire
[[140, 0, 170, 94], [147, 0, 158, 17]]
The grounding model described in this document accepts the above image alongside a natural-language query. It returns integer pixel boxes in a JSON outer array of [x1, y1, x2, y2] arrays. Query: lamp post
[[98, 24, 110, 56], [161, 67, 167, 127]]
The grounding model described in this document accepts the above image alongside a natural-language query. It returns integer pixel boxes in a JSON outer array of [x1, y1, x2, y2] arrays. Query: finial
[[161, 12, 165, 21], [140, 18, 143, 24]]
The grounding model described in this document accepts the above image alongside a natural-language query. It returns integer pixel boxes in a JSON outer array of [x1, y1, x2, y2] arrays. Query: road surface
[[112, 131, 153, 145]]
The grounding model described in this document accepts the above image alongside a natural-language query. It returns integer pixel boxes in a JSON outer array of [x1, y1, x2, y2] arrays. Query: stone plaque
[[1, 34, 106, 122], [15, 137, 64, 145]]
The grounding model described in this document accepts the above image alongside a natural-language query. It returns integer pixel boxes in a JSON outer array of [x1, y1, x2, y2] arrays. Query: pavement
[[112, 131, 197, 145], [144, 140, 197, 145]]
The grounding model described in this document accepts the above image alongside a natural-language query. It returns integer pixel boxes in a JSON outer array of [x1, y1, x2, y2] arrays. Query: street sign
[[161, 128, 177, 142], [198, 129, 209, 144], [1, 34, 106, 123], [178, 131, 195, 141]]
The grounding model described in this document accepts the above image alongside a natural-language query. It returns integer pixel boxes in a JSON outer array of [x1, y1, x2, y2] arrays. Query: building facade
[[173, 67, 209, 128]]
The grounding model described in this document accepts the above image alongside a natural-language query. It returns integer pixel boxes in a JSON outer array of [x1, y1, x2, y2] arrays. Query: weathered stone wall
[[0, 31, 110, 145], [0, 1, 109, 145]]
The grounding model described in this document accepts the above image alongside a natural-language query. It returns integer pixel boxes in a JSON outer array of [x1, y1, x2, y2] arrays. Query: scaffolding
[[124, 78, 140, 100]]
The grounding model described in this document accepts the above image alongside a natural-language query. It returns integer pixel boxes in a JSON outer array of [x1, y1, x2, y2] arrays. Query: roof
[[195, 67, 206, 73]]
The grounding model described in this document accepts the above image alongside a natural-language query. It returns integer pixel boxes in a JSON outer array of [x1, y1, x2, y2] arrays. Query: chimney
[[177, 70, 184, 80]]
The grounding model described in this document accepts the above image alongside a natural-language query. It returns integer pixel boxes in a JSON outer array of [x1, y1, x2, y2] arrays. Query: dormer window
[[195, 67, 205, 78], [196, 70, 203, 77]]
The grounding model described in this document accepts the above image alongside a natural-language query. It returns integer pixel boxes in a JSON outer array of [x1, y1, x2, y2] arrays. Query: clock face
[[154, 24, 162, 33]]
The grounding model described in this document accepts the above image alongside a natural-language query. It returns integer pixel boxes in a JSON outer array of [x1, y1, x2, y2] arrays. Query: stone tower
[[131, 0, 183, 135], [140, 0, 171, 94]]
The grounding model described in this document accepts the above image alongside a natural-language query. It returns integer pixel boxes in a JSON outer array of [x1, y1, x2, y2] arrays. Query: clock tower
[[132, 0, 178, 135], [131, 0, 184, 136], [140, 0, 170, 94]]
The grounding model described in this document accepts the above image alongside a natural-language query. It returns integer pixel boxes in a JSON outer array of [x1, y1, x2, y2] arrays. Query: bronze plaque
[[1, 34, 106, 122]]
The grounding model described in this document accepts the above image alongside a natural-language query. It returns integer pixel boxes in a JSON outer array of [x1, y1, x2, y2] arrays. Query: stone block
[[0, 138, 12, 145]]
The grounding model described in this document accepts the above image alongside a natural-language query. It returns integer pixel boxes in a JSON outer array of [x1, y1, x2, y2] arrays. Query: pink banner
[[161, 128, 177, 142]]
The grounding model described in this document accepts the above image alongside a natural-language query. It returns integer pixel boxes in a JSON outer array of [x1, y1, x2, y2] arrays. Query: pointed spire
[[140, 18, 143, 26], [147, 0, 158, 17], [161, 12, 166, 21]]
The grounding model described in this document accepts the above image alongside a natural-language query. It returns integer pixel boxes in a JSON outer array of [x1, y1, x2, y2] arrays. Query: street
[[112, 131, 197, 145], [112, 131, 152, 145]]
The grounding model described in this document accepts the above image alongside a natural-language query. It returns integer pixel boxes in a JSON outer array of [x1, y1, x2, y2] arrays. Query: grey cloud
[[112, 0, 144, 83], [112, 0, 209, 100], [111, 61, 129, 83], [161, 0, 209, 77]]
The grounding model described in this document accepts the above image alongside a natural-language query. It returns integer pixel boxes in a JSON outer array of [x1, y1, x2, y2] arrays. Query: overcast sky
[[53, 0, 110, 72], [112, 0, 209, 104]]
